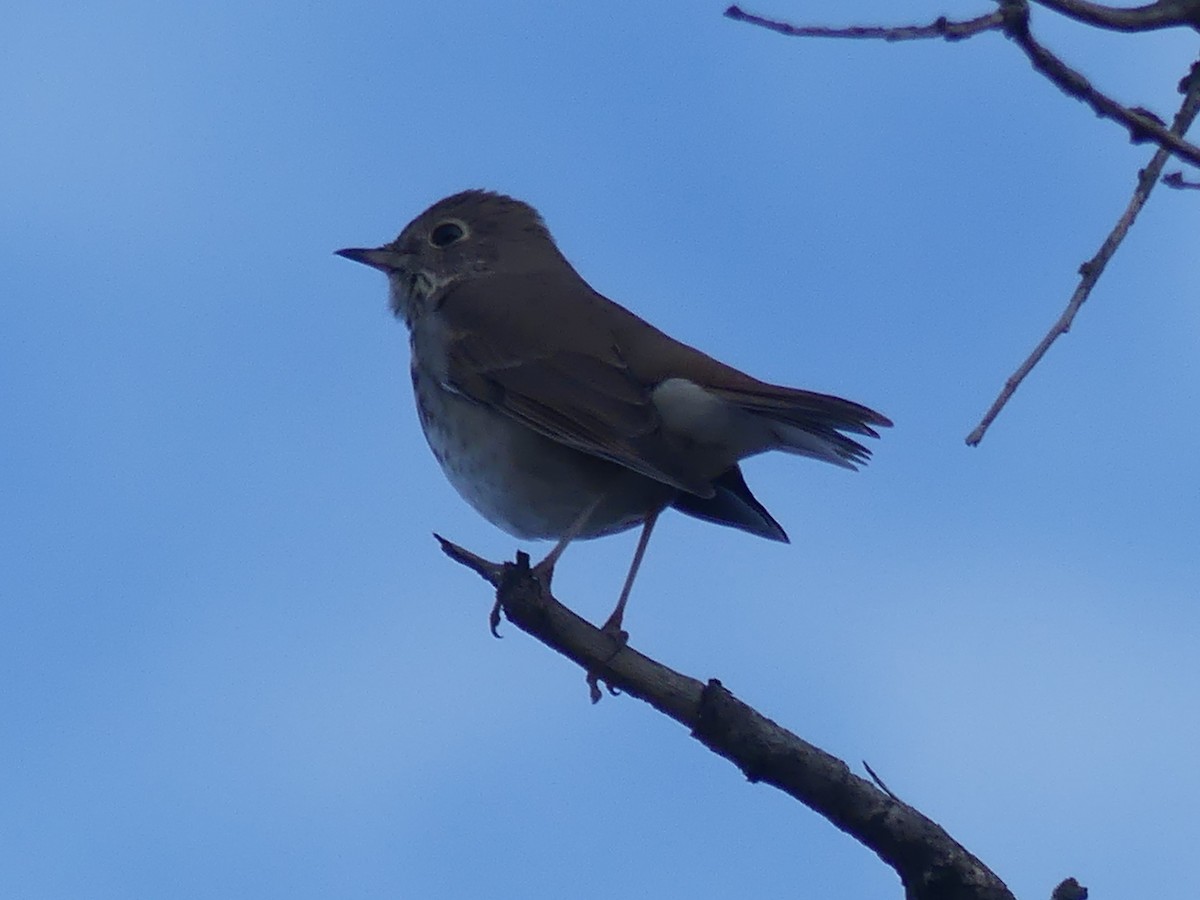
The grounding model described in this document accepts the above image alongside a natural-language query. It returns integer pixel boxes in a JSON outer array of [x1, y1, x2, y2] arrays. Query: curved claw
[[489, 597, 503, 638], [584, 625, 631, 702]]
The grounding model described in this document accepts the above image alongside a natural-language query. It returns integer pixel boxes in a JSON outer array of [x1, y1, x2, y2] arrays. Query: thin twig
[[864, 759, 907, 804], [434, 533, 504, 584], [1031, 0, 1200, 31], [966, 61, 1200, 444], [1000, 3, 1200, 167], [1163, 169, 1200, 188], [723, 4, 1200, 441], [724, 5, 1005, 41], [726, 3, 1200, 167]]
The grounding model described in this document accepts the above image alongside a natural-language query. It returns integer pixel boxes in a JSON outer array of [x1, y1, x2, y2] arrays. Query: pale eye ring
[[429, 220, 467, 248]]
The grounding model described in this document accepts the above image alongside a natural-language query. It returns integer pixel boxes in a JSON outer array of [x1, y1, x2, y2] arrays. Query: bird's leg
[[527, 488, 657, 704], [600, 509, 659, 637], [586, 510, 661, 702], [531, 494, 605, 590]]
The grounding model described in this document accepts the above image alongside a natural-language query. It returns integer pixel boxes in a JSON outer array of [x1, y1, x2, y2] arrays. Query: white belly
[[411, 364, 665, 540]]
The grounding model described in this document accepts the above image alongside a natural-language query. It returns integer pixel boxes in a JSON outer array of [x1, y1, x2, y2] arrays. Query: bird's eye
[[429, 220, 466, 248]]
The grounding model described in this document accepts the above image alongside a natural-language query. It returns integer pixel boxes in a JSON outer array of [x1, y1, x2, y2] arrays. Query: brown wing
[[436, 273, 717, 497], [607, 308, 892, 469]]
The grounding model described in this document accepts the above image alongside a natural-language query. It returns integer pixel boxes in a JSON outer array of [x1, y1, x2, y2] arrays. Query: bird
[[337, 190, 890, 636]]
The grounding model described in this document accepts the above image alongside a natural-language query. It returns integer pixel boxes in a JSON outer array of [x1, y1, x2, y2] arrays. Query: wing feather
[[438, 276, 716, 496]]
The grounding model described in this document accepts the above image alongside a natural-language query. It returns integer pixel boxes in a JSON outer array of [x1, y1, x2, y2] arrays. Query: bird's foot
[[585, 618, 630, 703], [599, 610, 628, 642], [530, 557, 555, 592]]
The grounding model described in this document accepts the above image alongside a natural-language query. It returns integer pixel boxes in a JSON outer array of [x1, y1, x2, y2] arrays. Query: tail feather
[[709, 385, 891, 470], [770, 420, 872, 469], [671, 464, 789, 542]]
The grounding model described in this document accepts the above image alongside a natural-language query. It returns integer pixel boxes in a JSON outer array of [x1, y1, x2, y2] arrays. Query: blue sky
[[3, 2, 1198, 898]]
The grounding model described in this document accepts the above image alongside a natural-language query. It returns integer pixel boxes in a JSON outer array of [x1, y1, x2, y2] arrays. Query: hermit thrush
[[337, 190, 889, 634]]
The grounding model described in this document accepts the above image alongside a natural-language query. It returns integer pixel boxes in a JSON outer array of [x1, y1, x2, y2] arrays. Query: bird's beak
[[334, 246, 409, 272]]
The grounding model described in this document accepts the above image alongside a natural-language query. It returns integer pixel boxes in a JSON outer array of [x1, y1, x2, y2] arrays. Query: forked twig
[[967, 63, 1200, 444], [726, 4, 1200, 443]]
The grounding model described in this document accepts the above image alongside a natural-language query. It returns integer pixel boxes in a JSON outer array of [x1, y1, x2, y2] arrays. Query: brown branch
[[724, 5, 1005, 41], [1031, 0, 1200, 31], [999, 3, 1200, 167], [966, 60, 1200, 444], [436, 534, 1068, 900], [726, 4, 1200, 167], [1163, 169, 1200, 187], [724, 4, 1200, 442]]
